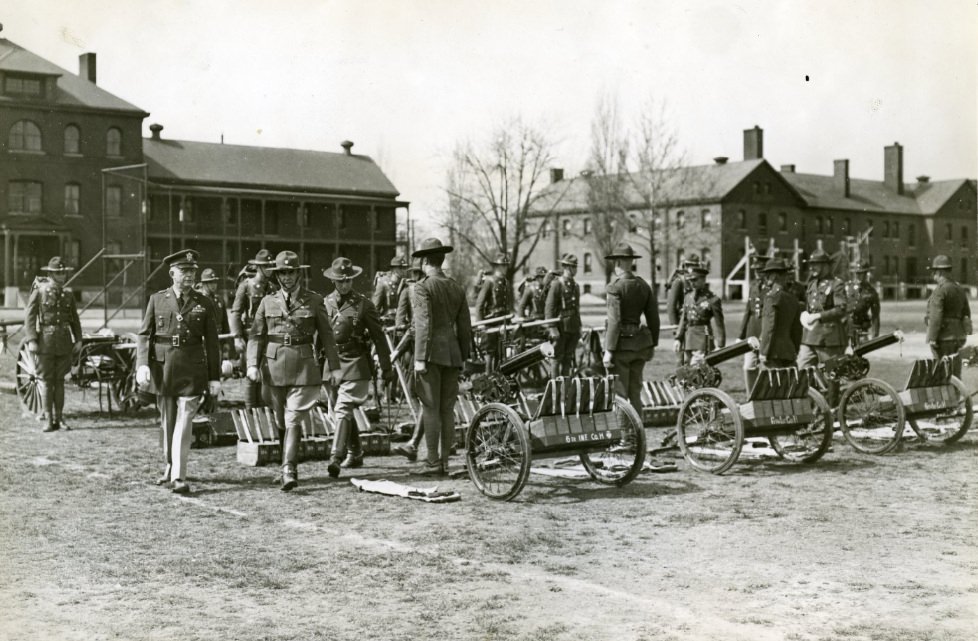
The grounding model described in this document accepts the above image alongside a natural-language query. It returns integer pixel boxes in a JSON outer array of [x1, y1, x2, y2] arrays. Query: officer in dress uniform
[[474, 251, 513, 371], [195, 268, 235, 375], [323, 257, 394, 477], [924, 255, 972, 378], [246, 251, 341, 492], [546, 253, 582, 378], [24, 257, 83, 432], [136, 250, 221, 494], [412, 238, 472, 476], [739, 253, 771, 393], [372, 255, 408, 327], [758, 258, 802, 370], [392, 259, 427, 462], [675, 264, 725, 365], [796, 249, 849, 405], [517, 266, 549, 321], [844, 258, 881, 347], [666, 255, 702, 328], [230, 249, 279, 409], [603, 243, 660, 418]]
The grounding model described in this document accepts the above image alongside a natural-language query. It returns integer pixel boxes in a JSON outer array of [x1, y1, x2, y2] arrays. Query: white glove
[[246, 366, 259, 382], [220, 359, 234, 377], [414, 360, 427, 374], [799, 311, 818, 331], [136, 365, 151, 386], [602, 350, 614, 368], [234, 337, 246, 353], [27, 340, 38, 353], [747, 336, 760, 351], [208, 380, 221, 396]]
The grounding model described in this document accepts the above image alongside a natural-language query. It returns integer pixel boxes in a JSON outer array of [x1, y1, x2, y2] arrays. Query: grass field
[[1, 301, 976, 641]]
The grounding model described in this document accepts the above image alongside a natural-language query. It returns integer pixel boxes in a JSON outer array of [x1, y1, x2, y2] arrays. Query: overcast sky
[[5, 1, 976, 230]]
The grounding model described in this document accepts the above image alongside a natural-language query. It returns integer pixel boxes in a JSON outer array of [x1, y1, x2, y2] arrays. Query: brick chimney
[[341, 140, 354, 155], [780, 164, 796, 173], [79, 53, 96, 84], [149, 123, 163, 140], [833, 159, 850, 197], [549, 168, 564, 183], [884, 142, 904, 194], [743, 125, 763, 160]]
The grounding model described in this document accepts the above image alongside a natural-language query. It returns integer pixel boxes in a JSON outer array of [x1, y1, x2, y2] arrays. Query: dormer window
[[4, 73, 45, 99]]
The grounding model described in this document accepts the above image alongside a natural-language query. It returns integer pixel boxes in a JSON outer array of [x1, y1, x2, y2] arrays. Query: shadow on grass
[[721, 456, 881, 477], [513, 475, 704, 505]]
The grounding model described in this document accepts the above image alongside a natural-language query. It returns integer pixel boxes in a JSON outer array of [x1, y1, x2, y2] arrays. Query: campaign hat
[[268, 250, 309, 272], [323, 257, 363, 281], [389, 255, 408, 268], [605, 242, 641, 260], [806, 249, 832, 264], [760, 258, 792, 273], [489, 251, 510, 266], [688, 265, 709, 276], [411, 237, 453, 258], [927, 255, 953, 271], [40, 256, 74, 272], [248, 249, 276, 266], [199, 267, 220, 282], [559, 253, 578, 267], [850, 258, 871, 273]]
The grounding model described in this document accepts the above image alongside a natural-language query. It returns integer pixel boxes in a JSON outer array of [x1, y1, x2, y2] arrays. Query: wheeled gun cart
[[464, 342, 646, 500], [896, 354, 973, 445]]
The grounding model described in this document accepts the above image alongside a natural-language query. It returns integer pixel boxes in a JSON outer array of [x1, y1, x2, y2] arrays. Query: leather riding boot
[[281, 464, 298, 492], [342, 421, 363, 468], [54, 381, 68, 430], [41, 382, 57, 432], [328, 417, 351, 478], [282, 425, 300, 470]]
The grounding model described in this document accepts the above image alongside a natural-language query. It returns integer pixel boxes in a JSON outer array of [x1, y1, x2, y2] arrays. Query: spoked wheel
[[677, 388, 744, 474], [838, 378, 905, 454], [768, 388, 834, 463], [465, 402, 531, 501], [908, 376, 974, 445], [579, 396, 647, 486], [15, 339, 44, 418]]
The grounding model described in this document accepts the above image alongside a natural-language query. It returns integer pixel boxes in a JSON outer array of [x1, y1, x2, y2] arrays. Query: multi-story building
[[532, 126, 976, 299]]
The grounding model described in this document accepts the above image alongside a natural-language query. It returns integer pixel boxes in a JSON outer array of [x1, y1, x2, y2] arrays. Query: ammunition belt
[[155, 335, 202, 347], [267, 334, 313, 346]]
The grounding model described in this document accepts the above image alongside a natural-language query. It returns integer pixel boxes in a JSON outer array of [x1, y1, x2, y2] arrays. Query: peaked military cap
[[760, 258, 792, 273], [40, 256, 74, 272], [164, 249, 200, 269], [559, 253, 578, 266], [489, 251, 511, 265], [268, 250, 309, 272], [850, 258, 871, 273], [323, 257, 363, 281], [199, 267, 219, 282], [412, 237, 453, 257], [927, 255, 953, 270], [605, 242, 641, 260], [248, 249, 276, 266], [389, 255, 408, 268], [806, 249, 832, 264]]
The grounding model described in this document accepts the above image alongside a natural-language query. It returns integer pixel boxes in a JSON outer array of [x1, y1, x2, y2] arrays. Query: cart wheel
[[837, 377, 905, 454], [908, 376, 974, 445], [15, 339, 44, 418], [579, 396, 647, 486], [768, 388, 834, 463], [465, 402, 531, 501], [677, 388, 743, 474]]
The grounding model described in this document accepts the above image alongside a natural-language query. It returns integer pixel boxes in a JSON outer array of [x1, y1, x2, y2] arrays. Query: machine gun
[[670, 338, 756, 391], [821, 331, 903, 384], [466, 341, 554, 405]]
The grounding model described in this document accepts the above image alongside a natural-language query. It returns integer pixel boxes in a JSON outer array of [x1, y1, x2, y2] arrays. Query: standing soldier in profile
[[230, 249, 278, 409], [739, 253, 770, 393], [247, 251, 341, 492], [796, 249, 849, 404], [546, 254, 582, 378], [195, 267, 235, 378], [674, 264, 725, 366], [372, 256, 408, 327], [924, 255, 972, 378], [474, 251, 513, 371], [24, 256, 83, 432], [392, 259, 426, 462], [136, 250, 221, 494], [844, 258, 881, 347], [602, 243, 660, 418], [517, 266, 549, 321], [323, 257, 394, 477], [757, 258, 802, 370]]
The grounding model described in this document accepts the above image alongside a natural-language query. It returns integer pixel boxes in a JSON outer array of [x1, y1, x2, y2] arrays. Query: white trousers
[[158, 395, 202, 482]]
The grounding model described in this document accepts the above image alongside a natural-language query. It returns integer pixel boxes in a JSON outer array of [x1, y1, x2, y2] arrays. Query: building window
[[908, 223, 916, 247], [962, 226, 969, 248], [4, 74, 44, 98], [778, 212, 787, 232], [64, 125, 81, 155], [265, 208, 279, 235], [106, 127, 122, 156], [758, 212, 767, 235], [583, 218, 591, 235], [701, 209, 712, 229], [737, 210, 746, 230], [892, 221, 899, 239], [8, 120, 43, 152], [701, 248, 711, 270], [583, 284, 592, 294], [676, 249, 685, 266], [64, 183, 80, 215], [882, 221, 889, 238], [583, 252, 592, 274], [764, 182, 772, 195], [826, 217, 833, 235], [338, 206, 346, 231], [843, 218, 851, 235], [963, 258, 969, 282], [7, 180, 43, 214], [178, 197, 194, 223], [676, 210, 685, 230], [866, 218, 874, 236], [297, 204, 311, 228], [627, 214, 638, 233], [561, 219, 571, 237], [223, 200, 237, 225], [65, 240, 81, 267], [106, 186, 122, 217], [816, 216, 823, 234], [945, 223, 953, 242], [752, 181, 760, 194]]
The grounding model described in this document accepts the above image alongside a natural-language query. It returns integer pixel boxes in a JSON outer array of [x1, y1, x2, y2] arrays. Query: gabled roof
[[782, 172, 971, 215], [914, 179, 971, 214], [144, 138, 401, 198], [0, 39, 148, 114]]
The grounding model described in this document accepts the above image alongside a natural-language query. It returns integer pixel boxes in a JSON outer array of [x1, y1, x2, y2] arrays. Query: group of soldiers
[[23, 237, 972, 496]]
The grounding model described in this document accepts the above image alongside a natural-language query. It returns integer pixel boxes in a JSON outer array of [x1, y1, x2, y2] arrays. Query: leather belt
[[155, 335, 202, 347], [40, 325, 68, 333], [267, 334, 313, 346]]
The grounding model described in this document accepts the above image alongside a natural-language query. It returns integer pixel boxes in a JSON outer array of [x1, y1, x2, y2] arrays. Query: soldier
[[24, 256, 83, 432], [195, 267, 235, 376], [675, 265, 725, 365], [229, 249, 278, 409], [739, 253, 771, 392], [135, 250, 221, 494], [797, 249, 849, 404], [666, 255, 702, 327], [412, 237, 472, 476], [474, 251, 513, 371], [517, 266, 549, 321], [546, 253, 582, 378], [758, 258, 802, 370], [844, 258, 881, 347], [925, 255, 972, 378], [603, 242, 660, 417], [372, 255, 408, 326], [323, 257, 394, 476], [246, 251, 341, 492], [392, 259, 427, 462]]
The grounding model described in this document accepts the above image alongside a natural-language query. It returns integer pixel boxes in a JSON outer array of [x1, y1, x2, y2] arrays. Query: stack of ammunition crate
[[641, 380, 683, 427], [739, 368, 814, 431], [898, 357, 956, 415], [525, 375, 623, 452]]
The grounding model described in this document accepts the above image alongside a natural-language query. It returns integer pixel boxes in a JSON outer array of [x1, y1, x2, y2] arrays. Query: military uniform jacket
[[194, 285, 231, 335], [325, 289, 392, 381], [247, 286, 340, 387], [517, 280, 547, 320], [677, 289, 725, 351], [604, 271, 659, 353], [25, 281, 82, 355], [372, 274, 403, 322], [801, 277, 849, 347], [760, 284, 802, 362], [395, 281, 417, 333], [137, 287, 221, 396], [545, 275, 582, 334], [844, 281, 881, 333], [666, 272, 688, 326], [413, 269, 472, 367], [474, 274, 512, 321], [739, 279, 770, 340], [925, 280, 972, 342], [229, 276, 278, 338]]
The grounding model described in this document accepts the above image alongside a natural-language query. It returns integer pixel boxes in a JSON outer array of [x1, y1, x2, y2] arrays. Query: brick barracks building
[[532, 126, 977, 299], [0, 38, 407, 306]]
